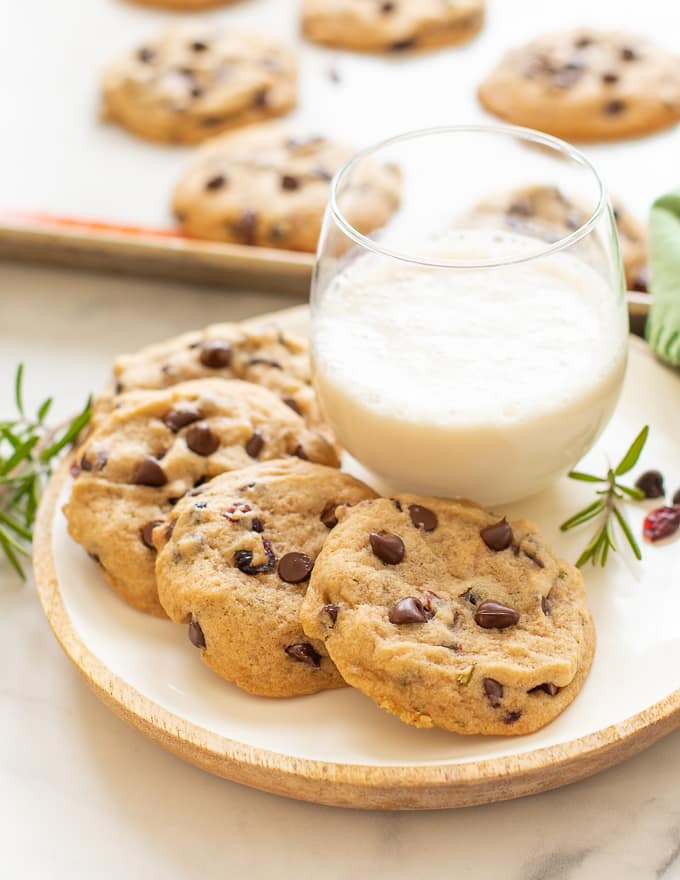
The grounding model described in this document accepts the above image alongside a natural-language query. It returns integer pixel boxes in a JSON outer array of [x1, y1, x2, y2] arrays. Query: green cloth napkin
[[646, 190, 680, 366]]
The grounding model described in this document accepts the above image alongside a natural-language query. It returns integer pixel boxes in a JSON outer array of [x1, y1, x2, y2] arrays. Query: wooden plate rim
[[31, 335, 680, 810]]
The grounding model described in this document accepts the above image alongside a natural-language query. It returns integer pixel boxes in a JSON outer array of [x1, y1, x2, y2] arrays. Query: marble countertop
[[2, 262, 680, 880]]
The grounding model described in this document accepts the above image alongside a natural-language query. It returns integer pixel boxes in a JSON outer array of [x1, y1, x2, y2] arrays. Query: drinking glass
[[311, 125, 628, 506]]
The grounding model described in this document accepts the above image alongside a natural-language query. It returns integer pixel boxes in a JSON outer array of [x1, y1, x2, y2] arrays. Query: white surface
[[3, 263, 680, 879], [2, 0, 680, 227]]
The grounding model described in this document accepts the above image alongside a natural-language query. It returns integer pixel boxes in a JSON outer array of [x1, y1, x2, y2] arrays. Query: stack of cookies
[[65, 319, 594, 737]]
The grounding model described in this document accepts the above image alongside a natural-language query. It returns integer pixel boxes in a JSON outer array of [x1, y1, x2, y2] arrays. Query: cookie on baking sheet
[[65, 380, 338, 617], [100, 321, 327, 435], [154, 459, 377, 696], [300, 496, 594, 735], [172, 124, 401, 251], [101, 26, 297, 143], [478, 30, 680, 141], [301, 0, 484, 54], [468, 185, 648, 292]]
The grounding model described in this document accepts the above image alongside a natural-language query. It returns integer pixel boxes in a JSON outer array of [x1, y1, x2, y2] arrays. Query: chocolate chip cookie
[[301, 0, 485, 54], [65, 380, 338, 617], [100, 321, 326, 436], [172, 124, 401, 251], [478, 30, 680, 141], [468, 185, 648, 292], [154, 459, 377, 696], [301, 496, 594, 735], [101, 26, 297, 143]]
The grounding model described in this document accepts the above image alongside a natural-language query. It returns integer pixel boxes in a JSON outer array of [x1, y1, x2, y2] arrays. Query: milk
[[312, 230, 627, 505]]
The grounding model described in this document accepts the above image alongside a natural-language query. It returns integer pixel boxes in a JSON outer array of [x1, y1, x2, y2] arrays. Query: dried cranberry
[[643, 506, 680, 543]]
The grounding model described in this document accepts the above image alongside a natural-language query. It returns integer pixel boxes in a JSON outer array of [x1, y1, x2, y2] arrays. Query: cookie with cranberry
[[154, 459, 377, 696], [101, 26, 297, 143], [301, 496, 594, 735], [478, 30, 680, 141], [301, 0, 485, 54], [172, 124, 401, 251], [65, 380, 338, 617], [468, 185, 648, 291]]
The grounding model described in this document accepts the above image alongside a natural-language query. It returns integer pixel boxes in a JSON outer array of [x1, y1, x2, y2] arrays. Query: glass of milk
[[311, 125, 628, 506]]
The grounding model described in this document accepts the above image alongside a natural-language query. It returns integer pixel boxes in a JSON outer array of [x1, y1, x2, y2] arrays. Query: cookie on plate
[[96, 321, 327, 436], [65, 380, 338, 617], [468, 185, 648, 292], [301, 0, 485, 54], [101, 26, 297, 143], [172, 124, 401, 251], [301, 496, 594, 735], [478, 30, 680, 141], [154, 459, 377, 696]]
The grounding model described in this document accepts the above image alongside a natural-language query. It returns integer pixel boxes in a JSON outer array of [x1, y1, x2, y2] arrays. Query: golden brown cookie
[[301, 496, 594, 735], [301, 0, 485, 53], [101, 26, 297, 143], [478, 29, 680, 141], [172, 124, 401, 251], [65, 380, 338, 617], [468, 185, 648, 291], [154, 459, 377, 696]]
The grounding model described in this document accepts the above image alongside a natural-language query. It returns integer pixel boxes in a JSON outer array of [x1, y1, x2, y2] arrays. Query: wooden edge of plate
[[0, 219, 314, 295], [31, 322, 674, 812]]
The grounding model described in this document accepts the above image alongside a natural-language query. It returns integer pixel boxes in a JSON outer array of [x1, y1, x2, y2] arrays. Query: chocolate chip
[[602, 71, 619, 84], [483, 678, 503, 708], [392, 498, 403, 511], [282, 397, 302, 415], [234, 537, 276, 574], [574, 36, 593, 49], [140, 520, 163, 550], [635, 470, 665, 499], [460, 588, 478, 606], [245, 430, 264, 458], [114, 381, 124, 394], [673, 489, 680, 505], [247, 518, 262, 533], [200, 340, 232, 368], [293, 445, 308, 461], [284, 643, 321, 667], [194, 500, 208, 509], [205, 174, 227, 191], [369, 530, 405, 564], [281, 175, 300, 191], [278, 552, 314, 583], [504, 711, 522, 725], [604, 99, 626, 115], [188, 618, 206, 649], [137, 47, 155, 63], [529, 683, 560, 696], [80, 453, 93, 472], [191, 40, 209, 52], [186, 424, 219, 456], [391, 38, 415, 51], [164, 406, 202, 433], [253, 88, 269, 107], [322, 603, 339, 626], [132, 457, 167, 487], [232, 210, 258, 245], [165, 519, 176, 541], [248, 357, 282, 369], [480, 518, 513, 551], [200, 116, 224, 128], [621, 46, 638, 61], [380, 0, 395, 11], [541, 595, 551, 615], [320, 501, 339, 529], [388, 597, 429, 624], [474, 600, 520, 630], [408, 504, 437, 532], [190, 85, 204, 99]]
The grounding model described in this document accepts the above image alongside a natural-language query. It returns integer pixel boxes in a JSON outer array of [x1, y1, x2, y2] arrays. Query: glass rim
[[328, 123, 608, 270]]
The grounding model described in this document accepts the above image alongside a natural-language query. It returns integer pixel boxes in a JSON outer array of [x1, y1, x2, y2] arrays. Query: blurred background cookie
[[301, 0, 484, 53], [478, 29, 680, 141], [101, 26, 297, 143], [172, 124, 401, 251]]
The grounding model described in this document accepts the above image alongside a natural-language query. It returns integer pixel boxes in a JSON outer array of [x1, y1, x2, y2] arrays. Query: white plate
[[34, 327, 680, 809]]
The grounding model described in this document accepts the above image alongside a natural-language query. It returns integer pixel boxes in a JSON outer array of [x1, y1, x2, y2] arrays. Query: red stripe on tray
[[0, 211, 185, 239]]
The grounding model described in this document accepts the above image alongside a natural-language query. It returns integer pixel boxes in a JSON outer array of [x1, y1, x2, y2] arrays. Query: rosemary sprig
[[0, 365, 92, 579], [560, 426, 648, 568]]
